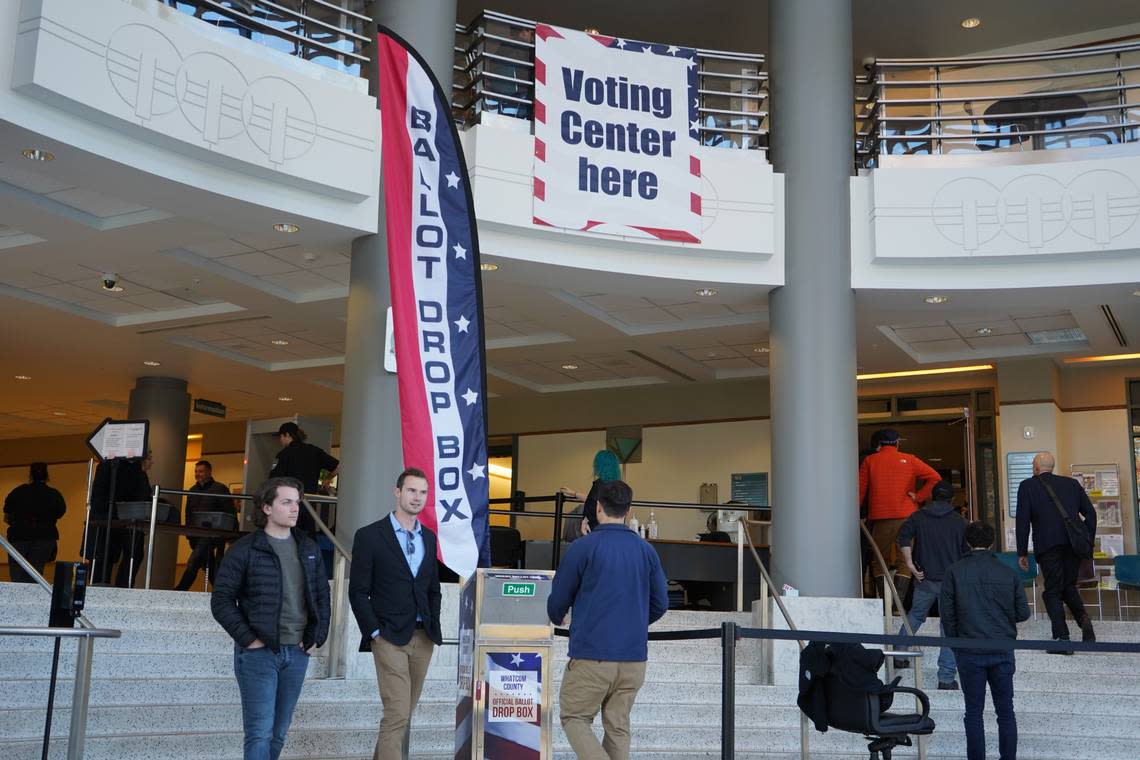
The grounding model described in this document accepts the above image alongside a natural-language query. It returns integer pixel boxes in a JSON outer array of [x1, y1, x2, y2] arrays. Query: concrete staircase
[[2, 581, 1139, 759]]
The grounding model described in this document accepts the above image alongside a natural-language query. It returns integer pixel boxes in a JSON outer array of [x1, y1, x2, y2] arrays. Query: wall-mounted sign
[[731, 472, 769, 506], [1005, 452, 1036, 517], [533, 24, 702, 242], [193, 398, 226, 418]]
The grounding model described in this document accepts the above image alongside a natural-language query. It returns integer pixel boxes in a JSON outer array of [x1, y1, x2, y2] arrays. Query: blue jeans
[[956, 651, 1016, 760], [896, 579, 957, 684], [234, 644, 310, 760]]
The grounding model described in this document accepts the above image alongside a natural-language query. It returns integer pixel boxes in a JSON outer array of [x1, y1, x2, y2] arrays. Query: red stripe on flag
[[375, 33, 440, 545], [535, 24, 563, 41], [534, 100, 545, 124], [534, 138, 545, 161], [588, 33, 618, 47], [532, 216, 554, 227], [534, 178, 545, 200], [690, 155, 701, 176], [691, 192, 702, 215], [535, 58, 546, 85], [630, 225, 700, 243]]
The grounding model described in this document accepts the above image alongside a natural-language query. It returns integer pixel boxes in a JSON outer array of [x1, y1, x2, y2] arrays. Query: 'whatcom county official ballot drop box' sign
[[456, 569, 555, 760], [533, 24, 702, 242]]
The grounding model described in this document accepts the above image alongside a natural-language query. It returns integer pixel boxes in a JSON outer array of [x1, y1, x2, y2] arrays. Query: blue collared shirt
[[371, 513, 426, 639]]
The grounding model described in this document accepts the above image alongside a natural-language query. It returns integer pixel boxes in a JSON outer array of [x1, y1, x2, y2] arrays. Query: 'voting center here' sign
[[533, 24, 702, 243]]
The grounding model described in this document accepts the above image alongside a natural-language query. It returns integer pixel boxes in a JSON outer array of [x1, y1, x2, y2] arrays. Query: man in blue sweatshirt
[[548, 479, 669, 760]]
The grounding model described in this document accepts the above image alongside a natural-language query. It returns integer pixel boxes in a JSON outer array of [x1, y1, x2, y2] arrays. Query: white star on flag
[[686, 59, 696, 69], [453, 243, 466, 259], [666, 45, 679, 55], [510, 653, 524, 665], [615, 38, 626, 48], [467, 462, 486, 480], [445, 171, 460, 188], [454, 315, 470, 333], [462, 388, 479, 406], [690, 119, 701, 133]]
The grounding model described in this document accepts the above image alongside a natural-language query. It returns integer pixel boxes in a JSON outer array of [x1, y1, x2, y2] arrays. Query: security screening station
[[455, 569, 556, 759]]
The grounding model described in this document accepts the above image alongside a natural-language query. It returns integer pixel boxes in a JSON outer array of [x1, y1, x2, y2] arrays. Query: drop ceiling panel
[[33, 282, 105, 303], [582, 294, 653, 311], [125, 291, 194, 310], [951, 319, 1021, 337], [263, 270, 340, 292], [609, 306, 679, 325], [313, 263, 351, 284], [1014, 314, 1078, 332], [45, 188, 149, 217], [268, 248, 350, 269], [704, 357, 757, 370], [966, 334, 1032, 350], [665, 302, 733, 320], [0, 162, 73, 193], [185, 239, 257, 258], [892, 324, 959, 342], [220, 252, 298, 276], [907, 338, 971, 352]]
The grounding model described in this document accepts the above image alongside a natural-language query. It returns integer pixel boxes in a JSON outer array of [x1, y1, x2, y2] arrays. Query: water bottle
[[647, 511, 658, 539], [629, 511, 639, 536]]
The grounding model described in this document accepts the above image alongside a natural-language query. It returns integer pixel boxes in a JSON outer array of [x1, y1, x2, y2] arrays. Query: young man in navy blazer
[[348, 467, 442, 760]]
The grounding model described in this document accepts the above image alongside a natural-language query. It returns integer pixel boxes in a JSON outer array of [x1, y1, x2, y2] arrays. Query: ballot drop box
[[455, 569, 556, 760]]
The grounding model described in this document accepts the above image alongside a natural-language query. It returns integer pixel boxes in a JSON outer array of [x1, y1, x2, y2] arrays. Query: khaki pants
[[559, 659, 646, 760], [371, 630, 434, 760], [870, 519, 910, 579]]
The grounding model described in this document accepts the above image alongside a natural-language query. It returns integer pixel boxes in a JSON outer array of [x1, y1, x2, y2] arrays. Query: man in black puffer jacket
[[941, 521, 1030, 760], [212, 477, 330, 760]]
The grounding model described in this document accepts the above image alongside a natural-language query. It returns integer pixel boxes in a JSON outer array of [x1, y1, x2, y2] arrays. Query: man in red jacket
[[858, 428, 941, 605]]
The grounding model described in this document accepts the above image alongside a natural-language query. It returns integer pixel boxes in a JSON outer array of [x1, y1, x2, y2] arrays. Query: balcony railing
[[161, 0, 370, 76], [858, 40, 1140, 167], [452, 11, 768, 152]]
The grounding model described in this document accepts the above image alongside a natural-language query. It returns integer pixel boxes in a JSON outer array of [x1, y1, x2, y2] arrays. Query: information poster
[[1072, 463, 1124, 559], [483, 651, 542, 759], [1095, 500, 1122, 529], [1005, 452, 1036, 517]]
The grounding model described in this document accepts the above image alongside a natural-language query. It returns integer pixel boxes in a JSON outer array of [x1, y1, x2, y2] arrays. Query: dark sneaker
[[893, 658, 911, 670], [937, 681, 959, 690], [1047, 638, 1074, 655], [1080, 616, 1096, 643]]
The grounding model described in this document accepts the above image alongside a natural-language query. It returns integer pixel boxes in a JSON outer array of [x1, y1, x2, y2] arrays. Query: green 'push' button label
[[502, 582, 536, 597]]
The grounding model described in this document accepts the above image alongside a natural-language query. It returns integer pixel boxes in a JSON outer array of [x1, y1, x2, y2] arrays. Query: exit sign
[[502, 582, 535, 597]]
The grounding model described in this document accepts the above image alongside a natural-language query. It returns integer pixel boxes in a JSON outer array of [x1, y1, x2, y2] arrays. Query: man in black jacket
[[211, 477, 330, 760], [175, 460, 237, 591], [1015, 451, 1097, 647], [349, 467, 442, 760], [941, 521, 1031, 760], [892, 480, 968, 688], [3, 462, 67, 582]]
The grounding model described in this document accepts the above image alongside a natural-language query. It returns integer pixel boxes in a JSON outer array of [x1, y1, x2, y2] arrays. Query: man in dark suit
[[1015, 451, 1097, 649], [349, 467, 442, 760]]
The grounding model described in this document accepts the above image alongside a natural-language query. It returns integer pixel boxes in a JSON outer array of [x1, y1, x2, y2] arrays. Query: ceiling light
[[278, 396, 294, 402], [14, 375, 31, 381], [21, 148, 54, 161], [273, 222, 299, 233], [695, 287, 718, 297], [561, 363, 579, 370], [271, 339, 290, 346], [186, 433, 203, 440], [923, 295, 950, 305], [857, 364, 994, 381], [488, 462, 513, 478], [142, 360, 161, 367], [52, 411, 67, 416], [480, 263, 499, 272], [1063, 352, 1140, 365], [960, 17, 981, 29], [753, 346, 770, 353], [974, 327, 993, 336]]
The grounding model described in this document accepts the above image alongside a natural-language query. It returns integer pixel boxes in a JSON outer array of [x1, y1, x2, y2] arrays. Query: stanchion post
[[721, 621, 737, 760], [79, 459, 94, 561], [144, 485, 160, 590], [551, 491, 565, 570], [67, 637, 94, 760], [736, 520, 744, 612]]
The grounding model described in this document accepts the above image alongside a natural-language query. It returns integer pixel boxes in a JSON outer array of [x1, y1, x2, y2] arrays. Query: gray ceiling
[[457, 1, 1140, 63]]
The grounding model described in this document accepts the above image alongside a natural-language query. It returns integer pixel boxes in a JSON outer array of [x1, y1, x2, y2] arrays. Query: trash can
[[455, 568, 556, 759]]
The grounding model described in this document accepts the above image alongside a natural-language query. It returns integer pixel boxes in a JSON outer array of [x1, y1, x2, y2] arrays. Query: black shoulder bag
[[1038, 475, 1094, 559]]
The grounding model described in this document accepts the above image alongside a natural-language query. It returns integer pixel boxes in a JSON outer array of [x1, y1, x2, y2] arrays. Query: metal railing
[[860, 520, 928, 760], [160, 0, 371, 76], [141, 485, 352, 678], [453, 11, 768, 152], [859, 40, 1140, 166], [0, 535, 119, 760]]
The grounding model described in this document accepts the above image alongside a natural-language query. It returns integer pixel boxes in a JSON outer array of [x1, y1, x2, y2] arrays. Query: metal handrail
[[859, 519, 927, 760], [0, 626, 121, 639], [0, 534, 95, 630]]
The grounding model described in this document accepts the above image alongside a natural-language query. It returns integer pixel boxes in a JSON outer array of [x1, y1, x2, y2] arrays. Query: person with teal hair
[[560, 449, 622, 541]]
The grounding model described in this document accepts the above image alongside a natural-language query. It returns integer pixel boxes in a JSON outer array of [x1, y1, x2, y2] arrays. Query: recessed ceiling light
[[753, 346, 770, 353], [271, 339, 290, 346], [278, 396, 294, 402], [1132, 290, 1140, 297], [21, 148, 54, 161], [480, 263, 499, 272], [960, 17, 981, 29], [695, 287, 718, 297], [923, 295, 950, 305], [273, 222, 299, 233], [142, 360, 161, 367], [14, 375, 31, 381], [561, 363, 579, 370], [974, 327, 993, 336], [52, 411, 67, 416]]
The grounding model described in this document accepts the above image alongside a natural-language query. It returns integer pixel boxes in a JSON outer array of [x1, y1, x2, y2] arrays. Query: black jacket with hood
[[895, 499, 968, 583]]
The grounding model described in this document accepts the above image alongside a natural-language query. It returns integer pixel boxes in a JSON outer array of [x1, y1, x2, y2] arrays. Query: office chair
[[801, 642, 935, 760], [1113, 555, 1140, 621], [489, 525, 523, 568], [995, 552, 1039, 618]]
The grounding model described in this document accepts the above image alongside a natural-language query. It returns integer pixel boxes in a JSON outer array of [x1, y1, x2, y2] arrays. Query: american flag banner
[[483, 651, 543, 759], [533, 23, 701, 242], [375, 28, 490, 576]]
